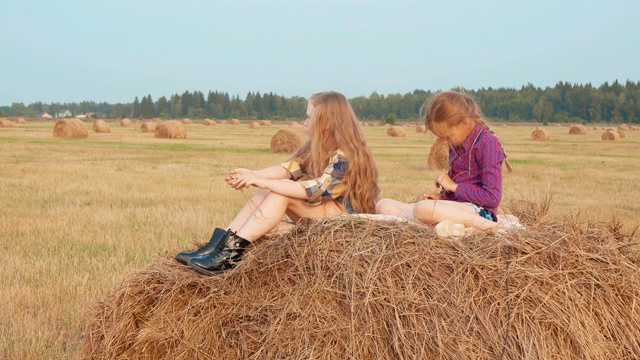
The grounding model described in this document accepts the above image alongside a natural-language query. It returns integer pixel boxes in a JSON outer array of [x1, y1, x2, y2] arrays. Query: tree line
[[2, 80, 638, 124]]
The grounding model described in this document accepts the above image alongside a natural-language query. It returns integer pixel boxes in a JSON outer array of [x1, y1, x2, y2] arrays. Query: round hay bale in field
[[630, 125, 639, 131], [119, 118, 131, 127], [182, 118, 193, 124], [228, 119, 241, 125], [52, 119, 88, 138], [258, 120, 272, 126], [618, 124, 629, 131], [617, 129, 627, 139], [92, 119, 111, 133], [601, 130, 620, 141], [360, 121, 368, 127], [249, 122, 261, 129], [427, 138, 449, 170], [531, 127, 550, 140], [415, 125, 427, 133], [0, 119, 13, 128], [154, 120, 187, 139], [201, 119, 217, 125], [140, 122, 157, 133], [16, 117, 26, 124], [80, 215, 640, 359], [371, 121, 380, 126], [152, 118, 163, 124], [270, 127, 307, 153], [568, 125, 587, 135], [386, 126, 406, 137]]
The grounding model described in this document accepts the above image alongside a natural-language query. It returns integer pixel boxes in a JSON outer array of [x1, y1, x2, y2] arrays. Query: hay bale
[[568, 125, 587, 135], [618, 124, 629, 131], [52, 119, 88, 138], [601, 130, 620, 141], [415, 125, 426, 133], [270, 127, 307, 153], [249, 122, 261, 129], [140, 122, 157, 133], [92, 120, 111, 133], [386, 126, 406, 137], [16, 117, 26, 124], [531, 128, 550, 140], [154, 120, 187, 139], [182, 118, 193, 124], [152, 118, 163, 124], [427, 138, 449, 170], [617, 129, 627, 139], [0, 119, 12, 128], [630, 125, 639, 131], [120, 118, 131, 127], [201, 119, 217, 125], [80, 215, 640, 359], [228, 119, 241, 125], [258, 120, 271, 126]]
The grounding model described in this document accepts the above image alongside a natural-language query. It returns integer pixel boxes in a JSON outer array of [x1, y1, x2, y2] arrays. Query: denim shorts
[[466, 202, 494, 221]]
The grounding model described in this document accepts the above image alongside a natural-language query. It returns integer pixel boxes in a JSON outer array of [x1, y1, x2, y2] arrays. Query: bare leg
[[235, 192, 344, 242], [375, 198, 417, 220], [226, 189, 270, 231], [413, 200, 500, 232]]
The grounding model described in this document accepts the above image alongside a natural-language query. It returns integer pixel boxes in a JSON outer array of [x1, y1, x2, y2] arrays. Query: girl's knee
[[375, 198, 393, 214], [413, 201, 437, 222]]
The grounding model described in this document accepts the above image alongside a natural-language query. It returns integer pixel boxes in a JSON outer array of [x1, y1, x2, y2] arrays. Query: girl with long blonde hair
[[176, 91, 379, 275]]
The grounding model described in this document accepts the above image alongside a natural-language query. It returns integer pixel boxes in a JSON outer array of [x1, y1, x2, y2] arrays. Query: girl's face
[[431, 120, 473, 146], [304, 101, 315, 137]]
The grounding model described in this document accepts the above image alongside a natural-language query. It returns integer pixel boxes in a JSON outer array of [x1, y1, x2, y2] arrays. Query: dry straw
[[80, 202, 640, 359], [386, 126, 406, 137], [92, 120, 111, 133], [415, 125, 427, 133], [0, 119, 13, 128], [270, 126, 307, 153], [568, 125, 587, 135], [16, 117, 26, 124], [531, 127, 550, 140], [249, 122, 261, 129], [601, 130, 620, 141], [154, 120, 187, 139], [617, 129, 627, 139], [201, 119, 217, 125], [119, 118, 131, 127], [140, 122, 157, 133], [427, 138, 449, 170], [52, 119, 88, 138], [229, 119, 241, 125], [182, 118, 193, 124], [618, 124, 629, 131], [258, 120, 272, 126]]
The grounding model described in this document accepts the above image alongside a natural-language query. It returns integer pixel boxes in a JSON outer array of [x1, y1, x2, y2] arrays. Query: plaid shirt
[[442, 124, 504, 220], [280, 149, 348, 206]]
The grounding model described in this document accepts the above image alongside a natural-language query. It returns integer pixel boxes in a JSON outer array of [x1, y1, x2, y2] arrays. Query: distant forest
[[2, 80, 639, 124]]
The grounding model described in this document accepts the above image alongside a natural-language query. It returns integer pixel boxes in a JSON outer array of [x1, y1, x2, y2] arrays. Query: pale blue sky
[[1, 0, 638, 106]]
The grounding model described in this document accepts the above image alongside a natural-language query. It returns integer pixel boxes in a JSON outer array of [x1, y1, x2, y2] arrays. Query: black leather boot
[[187, 234, 252, 275], [174, 228, 231, 265]]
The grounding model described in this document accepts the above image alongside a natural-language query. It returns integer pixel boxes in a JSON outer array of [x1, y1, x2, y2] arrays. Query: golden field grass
[[0, 119, 638, 359]]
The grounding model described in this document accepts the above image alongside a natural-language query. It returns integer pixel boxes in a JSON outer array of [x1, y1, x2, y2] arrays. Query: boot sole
[[187, 260, 228, 275]]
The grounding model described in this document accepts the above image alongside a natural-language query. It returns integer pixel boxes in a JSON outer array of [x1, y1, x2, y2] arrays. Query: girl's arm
[[452, 139, 503, 209], [227, 165, 292, 181]]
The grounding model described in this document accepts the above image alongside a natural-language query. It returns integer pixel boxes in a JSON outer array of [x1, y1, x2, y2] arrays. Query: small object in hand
[[436, 186, 445, 195]]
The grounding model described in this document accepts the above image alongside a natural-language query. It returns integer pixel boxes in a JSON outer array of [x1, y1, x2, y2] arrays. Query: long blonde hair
[[289, 91, 379, 213], [421, 90, 513, 172]]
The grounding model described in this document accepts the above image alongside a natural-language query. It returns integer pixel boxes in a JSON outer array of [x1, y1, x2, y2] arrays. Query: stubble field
[[1, 119, 638, 358]]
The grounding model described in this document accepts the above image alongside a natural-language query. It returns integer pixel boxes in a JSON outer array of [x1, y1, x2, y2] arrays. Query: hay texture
[[602, 130, 621, 141], [140, 122, 157, 133], [568, 125, 587, 135], [201, 119, 217, 125], [181, 118, 193, 124], [119, 118, 131, 127], [81, 213, 640, 360], [258, 120, 272, 126], [427, 138, 449, 170], [154, 121, 187, 139], [249, 122, 261, 129], [0, 119, 12, 128], [531, 127, 550, 140], [415, 125, 426, 133], [386, 126, 406, 137], [618, 129, 627, 139], [16, 117, 26, 124], [92, 120, 111, 133], [270, 127, 308, 153], [52, 119, 88, 138], [228, 119, 241, 125]]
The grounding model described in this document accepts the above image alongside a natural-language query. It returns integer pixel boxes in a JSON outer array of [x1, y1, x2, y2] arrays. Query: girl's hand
[[227, 172, 267, 190], [225, 168, 252, 185], [422, 192, 442, 200], [435, 172, 456, 192]]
